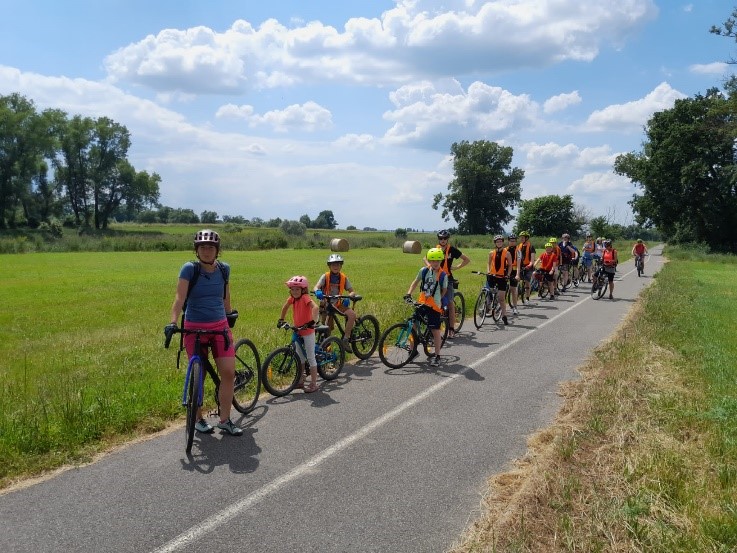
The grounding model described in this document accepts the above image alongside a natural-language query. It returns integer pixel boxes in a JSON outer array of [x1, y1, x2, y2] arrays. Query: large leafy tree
[[0, 94, 59, 228], [514, 194, 580, 237], [433, 140, 523, 234], [614, 88, 737, 251], [312, 210, 337, 229]]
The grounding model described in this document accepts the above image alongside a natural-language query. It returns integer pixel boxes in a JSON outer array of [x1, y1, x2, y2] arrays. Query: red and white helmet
[[285, 275, 309, 289]]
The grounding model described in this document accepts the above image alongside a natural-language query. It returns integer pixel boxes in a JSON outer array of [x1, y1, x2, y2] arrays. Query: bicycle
[[164, 325, 261, 453], [446, 280, 466, 334], [471, 271, 502, 329], [261, 321, 345, 397], [590, 265, 611, 300], [634, 254, 647, 277], [378, 297, 448, 368], [313, 293, 380, 360], [533, 269, 550, 299], [505, 275, 526, 308]]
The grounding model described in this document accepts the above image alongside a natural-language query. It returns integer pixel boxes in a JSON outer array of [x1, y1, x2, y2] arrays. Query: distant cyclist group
[[164, 228, 648, 439]]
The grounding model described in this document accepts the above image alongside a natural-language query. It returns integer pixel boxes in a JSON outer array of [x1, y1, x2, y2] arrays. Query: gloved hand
[[342, 298, 351, 308], [403, 293, 412, 302], [277, 319, 286, 329], [315, 290, 324, 300], [164, 323, 177, 338]]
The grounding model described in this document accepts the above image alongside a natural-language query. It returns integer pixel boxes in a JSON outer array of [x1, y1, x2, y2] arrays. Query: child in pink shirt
[[279, 276, 320, 393]]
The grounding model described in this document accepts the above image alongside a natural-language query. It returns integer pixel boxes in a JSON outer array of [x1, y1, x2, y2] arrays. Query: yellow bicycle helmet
[[426, 247, 445, 261]]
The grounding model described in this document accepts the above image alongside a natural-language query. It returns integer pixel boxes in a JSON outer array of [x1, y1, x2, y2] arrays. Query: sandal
[[304, 383, 319, 393]]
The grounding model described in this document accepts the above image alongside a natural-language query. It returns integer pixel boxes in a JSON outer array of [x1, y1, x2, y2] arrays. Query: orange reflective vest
[[602, 249, 617, 266], [518, 241, 533, 266], [488, 248, 509, 277], [435, 243, 453, 275], [539, 252, 557, 272], [418, 267, 446, 313], [321, 271, 347, 296]]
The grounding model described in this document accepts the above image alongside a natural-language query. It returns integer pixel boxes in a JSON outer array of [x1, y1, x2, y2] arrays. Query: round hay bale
[[402, 240, 422, 254], [330, 238, 349, 252]]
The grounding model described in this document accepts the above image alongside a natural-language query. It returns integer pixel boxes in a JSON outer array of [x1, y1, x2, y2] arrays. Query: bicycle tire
[[452, 291, 465, 333], [491, 294, 502, 323], [232, 338, 261, 414], [571, 266, 580, 288], [473, 288, 489, 329], [378, 322, 416, 368], [262, 347, 300, 396], [423, 315, 448, 357], [350, 314, 380, 360], [185, 357, 203, 454], [598, 278, 609, 299], [539, 280, 549, 298], [316, 336, 345, 380], [517, 280, 526, 304]]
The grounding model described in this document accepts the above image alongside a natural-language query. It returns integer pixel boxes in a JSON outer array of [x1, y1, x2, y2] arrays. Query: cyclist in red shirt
[[631, 239, 648, 274]]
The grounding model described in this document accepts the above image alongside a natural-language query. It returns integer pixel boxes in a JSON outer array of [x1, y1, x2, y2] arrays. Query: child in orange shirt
[[279, 276, 320, 393]]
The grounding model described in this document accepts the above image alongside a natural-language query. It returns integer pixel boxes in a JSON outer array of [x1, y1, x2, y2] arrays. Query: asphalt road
[[1, 247, 663, 553]]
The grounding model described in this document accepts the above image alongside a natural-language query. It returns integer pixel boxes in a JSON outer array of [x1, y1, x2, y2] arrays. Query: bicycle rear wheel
[[378, 322, 416, 368], [350, 314, 380, 360], [232, 338, 261, 414], [452, 291, 465, 333], [473, 289, 489, 329], [262, 347, 300, 396], [517, 280, 526, 304], [317, 336, 345, 380], [185, 357, 203, 454]]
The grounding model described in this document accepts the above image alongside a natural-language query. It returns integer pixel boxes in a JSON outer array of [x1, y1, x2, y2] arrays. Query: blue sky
[[0, 1, 733, 231]]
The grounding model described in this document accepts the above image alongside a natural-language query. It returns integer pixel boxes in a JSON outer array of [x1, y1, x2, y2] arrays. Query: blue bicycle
[[165, 326, 261, 453], [261, 322, 346, 397], [377, 297, 448, 369]]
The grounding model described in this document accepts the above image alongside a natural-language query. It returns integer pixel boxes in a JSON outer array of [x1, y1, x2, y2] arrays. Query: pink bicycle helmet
[[285, 275, 309, 289]]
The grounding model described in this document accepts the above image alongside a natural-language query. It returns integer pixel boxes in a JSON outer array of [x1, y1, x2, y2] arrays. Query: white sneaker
[[512, 307, 519, 315]]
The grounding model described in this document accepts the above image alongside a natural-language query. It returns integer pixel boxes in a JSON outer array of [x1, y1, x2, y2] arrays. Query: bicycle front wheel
[[350, 314, 380, 360], [597, 278, 609, 299], [262, 347, 300, 396], [452, 292, 465, 333], [491, 294, 502, 322], [378, 322, 416, 368], [317, 336, 345, 380], [232, 338, 261, 414], [473, 289, 489, 329], [185, 357, 203, 454]]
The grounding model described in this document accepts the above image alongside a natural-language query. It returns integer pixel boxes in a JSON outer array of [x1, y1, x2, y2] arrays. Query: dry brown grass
[[448, 301, 717, 553]]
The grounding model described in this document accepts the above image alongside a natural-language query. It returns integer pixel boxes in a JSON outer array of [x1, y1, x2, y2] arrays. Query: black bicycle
[[447, 280, 466, 334], [261, 321, 345, 396], [377, 297, 448, 368], [164, 325, 261, 453], [590, 265, 610, 300], [313, 293, 380, 360], [471, 271, 502, 329]]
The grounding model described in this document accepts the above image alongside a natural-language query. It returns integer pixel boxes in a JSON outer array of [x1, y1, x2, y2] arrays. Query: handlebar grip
[[164, 332, 173, 349]]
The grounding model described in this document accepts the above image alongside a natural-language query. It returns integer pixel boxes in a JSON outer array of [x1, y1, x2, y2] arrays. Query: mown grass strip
[[450, 246, 737, 552]]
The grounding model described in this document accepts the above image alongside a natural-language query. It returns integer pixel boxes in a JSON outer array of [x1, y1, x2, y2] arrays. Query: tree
[[0, 94, 59, 228], [514, 195, 577, 237], [433, 140, 523, 234], [201, 210, 218, 224], [614, 88, 737, 251], [312, 210, 337, 229], [299, 214, 312, 227]]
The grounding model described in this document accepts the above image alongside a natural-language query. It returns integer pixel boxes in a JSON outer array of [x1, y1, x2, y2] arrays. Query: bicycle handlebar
[[471, 270, 508, 279], [276, 320, 330, 333], [310, 292, 363, 302], [164, 326, 231, 351]]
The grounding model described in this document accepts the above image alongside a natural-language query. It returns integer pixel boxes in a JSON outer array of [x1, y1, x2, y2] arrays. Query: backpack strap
[[182, 260, 228, 313]]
